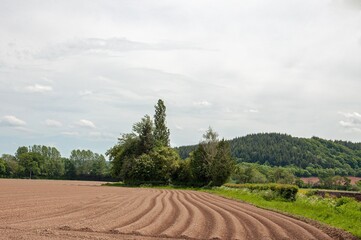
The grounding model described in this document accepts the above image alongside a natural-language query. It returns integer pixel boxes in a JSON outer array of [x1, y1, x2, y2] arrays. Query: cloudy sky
[[1, 0, 361, 157]]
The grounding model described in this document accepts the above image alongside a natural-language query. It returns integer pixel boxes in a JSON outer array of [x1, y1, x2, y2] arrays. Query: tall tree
[[15, 146, 29, 159], [154, 99, 170, 147]]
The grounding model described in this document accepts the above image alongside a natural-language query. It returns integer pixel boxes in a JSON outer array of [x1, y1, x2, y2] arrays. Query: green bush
[[259, 190, 278, 201], [335, 197, 353, 207], [224, 183, 298, 201], [305, 189, 317, 197]]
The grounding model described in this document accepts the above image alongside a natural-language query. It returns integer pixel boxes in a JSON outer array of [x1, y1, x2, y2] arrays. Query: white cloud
[[61, 131, 79, 136], [175, 124, 183, 130], [339, 112, 361, 132], [88, 131, 115, 140], [36, 38, 201, 59], [76, 119, 96, 129], [0, 115, 26, 127], [193, 101, 212, 107], [79, 90, 93, 96], [197, 128, 207, 133], [25, 84, 53, 93], [45, 119, 62, 127], [244, 109, 259, 113]]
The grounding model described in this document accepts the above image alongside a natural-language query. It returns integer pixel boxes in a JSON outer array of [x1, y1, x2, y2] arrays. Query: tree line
[[5, 100, 359, 189], [0, 146, 112, 181]]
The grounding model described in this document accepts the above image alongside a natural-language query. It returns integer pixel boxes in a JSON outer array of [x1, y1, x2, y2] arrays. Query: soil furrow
[[110, 190, 165, 232], [0, 179, 346, 240], [196, 192, 288, 239], [181, 191, 223, 239], [117, 190, 169, 234], [191, 192, 247, 239], [9, 194, 121, 228], [176, 191, 210, 239], [159, 190, 194, 238]]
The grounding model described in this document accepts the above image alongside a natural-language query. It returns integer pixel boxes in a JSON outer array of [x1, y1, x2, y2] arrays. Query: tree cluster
[[232, 162, 296, 185], [107, 99, 176, 184], [0, 146, 111, 180], [107, 99, 234, 186]]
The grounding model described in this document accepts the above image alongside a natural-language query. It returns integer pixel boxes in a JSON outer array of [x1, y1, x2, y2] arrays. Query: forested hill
[[175, 133, 361, 176]]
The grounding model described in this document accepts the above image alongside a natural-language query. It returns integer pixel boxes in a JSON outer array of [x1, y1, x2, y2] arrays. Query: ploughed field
[[0, 179, 333, 240]]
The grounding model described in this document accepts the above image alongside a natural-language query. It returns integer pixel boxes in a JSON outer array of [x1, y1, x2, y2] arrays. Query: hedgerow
[[224, 183, 298, 201]]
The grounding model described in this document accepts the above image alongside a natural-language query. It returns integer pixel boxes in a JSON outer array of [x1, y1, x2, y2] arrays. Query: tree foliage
[[136, 115, 155, 154], [0, 157, 6, 176], [189, 128, 235, 186]]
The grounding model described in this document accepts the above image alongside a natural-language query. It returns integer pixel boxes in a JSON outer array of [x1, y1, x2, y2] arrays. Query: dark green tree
[[154, 99, 170, 147], [64, 158, 76, 179], [134, 115, 155, 154], [210, 140, 234, 186], [190, 127, 235, 186]]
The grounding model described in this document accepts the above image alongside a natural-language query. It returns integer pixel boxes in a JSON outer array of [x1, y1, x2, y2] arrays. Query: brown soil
[[0, 179, 355, 240]]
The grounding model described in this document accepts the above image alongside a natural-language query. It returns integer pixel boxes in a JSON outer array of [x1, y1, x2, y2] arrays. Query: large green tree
[[154, 99, 170, 147], [18, 152, 44, 179]]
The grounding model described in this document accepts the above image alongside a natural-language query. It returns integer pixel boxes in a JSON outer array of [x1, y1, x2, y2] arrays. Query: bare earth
[[0, 179, 338, 240]]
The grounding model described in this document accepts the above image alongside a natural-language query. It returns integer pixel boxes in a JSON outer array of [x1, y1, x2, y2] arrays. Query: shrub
[[335, 197, 353, 207], [305, 189, 317, 197], [259, 190, 278, 201]]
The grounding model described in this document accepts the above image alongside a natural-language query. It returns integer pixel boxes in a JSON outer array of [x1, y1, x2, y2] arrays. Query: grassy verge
[[205, 187, 361, 238], [103, 182, 361, 238]]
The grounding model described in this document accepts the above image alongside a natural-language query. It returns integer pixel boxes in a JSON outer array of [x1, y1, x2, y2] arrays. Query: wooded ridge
[[176, 133, 361, 177]]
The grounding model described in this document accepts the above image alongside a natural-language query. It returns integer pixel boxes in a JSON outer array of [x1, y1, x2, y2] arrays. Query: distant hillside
[[175, 133, 361, 177]]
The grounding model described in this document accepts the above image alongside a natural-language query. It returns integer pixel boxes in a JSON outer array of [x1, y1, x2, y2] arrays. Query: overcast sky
[[1, 0, 361, 157]]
